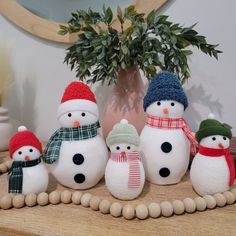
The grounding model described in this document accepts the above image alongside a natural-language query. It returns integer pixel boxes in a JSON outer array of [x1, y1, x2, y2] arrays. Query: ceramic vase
[[101, 66, 147, 139], [0, 107, 13, 151]]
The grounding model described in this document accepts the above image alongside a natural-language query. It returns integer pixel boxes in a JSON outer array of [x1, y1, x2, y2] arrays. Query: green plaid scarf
[[8, 158, 41, 193], [43, 121, 100, 164]]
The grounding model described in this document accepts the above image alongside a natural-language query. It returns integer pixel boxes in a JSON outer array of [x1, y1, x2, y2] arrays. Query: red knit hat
[[9, 126, 42, 158], [57, 81, 99, 118]]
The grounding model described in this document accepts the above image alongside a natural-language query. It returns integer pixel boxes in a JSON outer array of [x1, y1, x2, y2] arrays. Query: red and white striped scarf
[[110, 151, 141, 188], [146, 114, 199, 155]]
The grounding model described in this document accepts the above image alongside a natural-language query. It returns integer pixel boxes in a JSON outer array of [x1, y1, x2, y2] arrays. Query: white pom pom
[[18, 126, 27, 132], [120, 119, 128, 124], [208, 113, 215, 119]]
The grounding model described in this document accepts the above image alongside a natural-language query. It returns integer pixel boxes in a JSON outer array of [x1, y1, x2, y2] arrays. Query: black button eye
[[18, 151, 22, 155], [212, 137, 216, 141], [68, 113, 72, 117], [223, 137, 227, 140], [116, 146, 120, 150], [127, 146, 131, 150], [81, 113, 86, 117], [29, 149, 33, 152], [157, 101, 161, 106], [171, 102, 175, 106]]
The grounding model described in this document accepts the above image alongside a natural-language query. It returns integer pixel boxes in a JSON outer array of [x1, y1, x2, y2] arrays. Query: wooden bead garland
[[0, 159, 236, 219]]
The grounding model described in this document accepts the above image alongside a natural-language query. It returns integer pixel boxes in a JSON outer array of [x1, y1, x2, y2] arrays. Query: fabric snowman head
[[106, 119, 140, 153], [57, 81, 99, 128], [143, 71, 188, 118], [195, 117, 232, 149], [9, 126, 42, 161]]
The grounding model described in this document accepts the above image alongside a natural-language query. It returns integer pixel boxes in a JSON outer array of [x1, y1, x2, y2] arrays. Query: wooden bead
[[110, 202, 122, 217], [122, 204, 135, 220], [160, 201, 173, 217], [13, 194, 25, 208], [90, 196, 101, 211], [203, 195, 217, 209], [37, 192, 49, 206], [25, 193, 37, 207], [72, 191, 82, 205], [136, 204, 149, 220], [81, 193, 92, 208], [0, 194, 12, 210], [49, 191, 61, 205], [99, 199, 111, 214], [194, 197, 207, 212], [61, 190, 72, 204], [0, 163, 8, 173], [5, 160, 12, 169], [214, 193, 226, 207], [223, 191, 235, 205], [230, 188, 236, 197], [172, 200, 185, 215], [183, 198, 196, 213], [148, 202, 161, 218]]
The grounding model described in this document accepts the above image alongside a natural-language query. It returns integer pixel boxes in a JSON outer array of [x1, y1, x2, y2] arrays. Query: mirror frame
[[0, 0, 166, 43]]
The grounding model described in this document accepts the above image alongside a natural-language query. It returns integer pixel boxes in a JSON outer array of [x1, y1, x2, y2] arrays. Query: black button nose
[[161, 142, 172, 153], [159, 167, 170, 177], [73, 153, 84, 165], [74, 173, 85, 183]]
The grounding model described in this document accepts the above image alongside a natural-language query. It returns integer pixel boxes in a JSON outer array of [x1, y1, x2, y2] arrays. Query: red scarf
[[146, 115, 199, 155], [199, 146, 235, 186], [110, 151, 141, 188]]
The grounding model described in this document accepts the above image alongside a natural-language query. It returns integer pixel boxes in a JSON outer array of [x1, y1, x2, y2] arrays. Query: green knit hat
[[195, 118, 232, 142], [106, 119, 140, 147]]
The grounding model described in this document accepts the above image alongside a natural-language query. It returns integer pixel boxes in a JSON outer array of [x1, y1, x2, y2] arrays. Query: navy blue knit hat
[[143, 71, 188, 111]]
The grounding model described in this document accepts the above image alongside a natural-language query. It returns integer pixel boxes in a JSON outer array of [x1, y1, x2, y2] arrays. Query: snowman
[[190, 115, 235, 196], [43, 81, 108, 189], [105, 119, 145, 200], [8, 126, 48, 194], [140, 71, 198, 185]]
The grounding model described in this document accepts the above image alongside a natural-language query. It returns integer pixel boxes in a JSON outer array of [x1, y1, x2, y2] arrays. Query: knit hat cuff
[[57, 99, 99, 119], [196, 126, 232, 142], [106, 134, 140, 147]]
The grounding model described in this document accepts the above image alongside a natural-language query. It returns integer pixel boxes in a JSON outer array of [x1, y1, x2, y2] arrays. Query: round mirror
[[0, 0, 166, 43]]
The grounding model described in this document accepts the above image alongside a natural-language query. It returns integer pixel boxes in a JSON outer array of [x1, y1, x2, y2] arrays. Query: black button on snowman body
[[140, 72, 193, 185]]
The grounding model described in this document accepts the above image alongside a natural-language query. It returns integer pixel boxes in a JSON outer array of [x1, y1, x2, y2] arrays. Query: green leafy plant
[[59, 5, 221, 84]]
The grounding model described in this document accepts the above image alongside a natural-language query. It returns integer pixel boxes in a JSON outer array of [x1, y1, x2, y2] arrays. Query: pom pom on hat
[[143, 71, 188, 111], [57, 81, 98, 118], [9, 126, 42, 158], [106, 119, 140, 147], [195, 118, 232, 142]]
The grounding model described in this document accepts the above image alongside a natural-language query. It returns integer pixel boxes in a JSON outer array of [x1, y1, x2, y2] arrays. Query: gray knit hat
[[106, 119, 140, 147]]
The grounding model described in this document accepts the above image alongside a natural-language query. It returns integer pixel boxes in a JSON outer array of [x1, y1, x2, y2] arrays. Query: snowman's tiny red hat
[[9, 126, 42, 158]]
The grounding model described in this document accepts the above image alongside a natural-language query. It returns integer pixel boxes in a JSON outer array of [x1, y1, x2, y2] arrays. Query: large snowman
[[190, 116, 235, 196], [140, 71, 198, 185], [43, 81, 108, 189], [105, 119, 145, 200], [8, 126, 48, 194]]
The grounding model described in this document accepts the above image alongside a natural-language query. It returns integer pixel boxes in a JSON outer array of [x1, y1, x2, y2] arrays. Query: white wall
[[0, 0, 236, 141]]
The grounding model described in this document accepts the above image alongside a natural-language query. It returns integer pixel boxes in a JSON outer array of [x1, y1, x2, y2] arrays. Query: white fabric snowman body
[[190, 117, 235, 196], [105, 119, 145, 200], [9, 126, 48, 194], [43, 82, 108, 190], [140, 71, 197, 185]]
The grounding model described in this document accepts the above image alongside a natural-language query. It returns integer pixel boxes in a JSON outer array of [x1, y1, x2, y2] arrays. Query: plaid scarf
[[8, 158, 41, 193], [199, 146, 235, 186], [43, 121, 100, 164], [146, 115, 199, 155], [111, 151, 141, 188]]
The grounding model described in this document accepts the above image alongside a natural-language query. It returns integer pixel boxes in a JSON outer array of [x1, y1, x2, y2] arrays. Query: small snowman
[[140, 71, 198, 185], [8, 126, 48, 194], [43, 81, 108, 189], [105, 119, 145, 200], [190, 115, 235, 196]]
